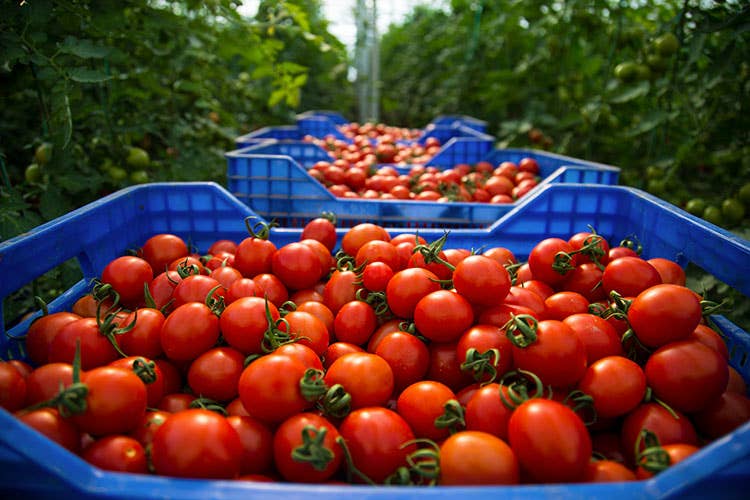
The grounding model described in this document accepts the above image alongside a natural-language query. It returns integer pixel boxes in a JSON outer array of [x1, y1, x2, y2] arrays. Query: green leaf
[[50, 83, 72, 149], [68, 67, 112, 83], [609, 81, 650, 104], [59, 37, 110, 59], [268, 88, 286, 107], [624, 110, 678, 138], [292, 73, 308, 87]]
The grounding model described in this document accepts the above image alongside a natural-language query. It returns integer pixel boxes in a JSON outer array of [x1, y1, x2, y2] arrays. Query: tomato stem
[[131, 357, 158, 385], [412, 231, 456, 272], [499, 369, 545, 410], [189, 397, 227, 416], [504, 314, 539, 348], [244, 216, 277, 240], [291, 425, 336, 472], [635, 429, 670, 474], [460, 347, 501, 384], [336, 436, 377, 485], [434, 399, 465, 434]]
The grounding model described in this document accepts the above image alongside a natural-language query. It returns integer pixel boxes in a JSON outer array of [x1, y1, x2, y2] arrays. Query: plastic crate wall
[[0, 181, 749, 499], [225, 143, 619, 228], [429, 114, 488, 133]]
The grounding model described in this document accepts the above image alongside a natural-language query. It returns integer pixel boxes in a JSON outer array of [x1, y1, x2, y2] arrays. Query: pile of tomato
[[1, 216, 749, 487], [304, 157, 541, 203]]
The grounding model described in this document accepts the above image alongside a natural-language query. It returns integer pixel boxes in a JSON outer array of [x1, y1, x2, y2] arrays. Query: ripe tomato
[[645, 339, 729, 413], [82, 435, 148, 473], [455, 324, 513, 384], [374, 331, 430, 392], [160, 302, 220, 361], [396, 380, 457, 441], [543, 291, 590, 321], [118, 308, 165, 359], [528, 238, 575, 286], [210, 265, 243, 290], [72, 366, 148, 436], [171, 274, 225, 308], [226, 415, 274, 475], [361, 261, 395, 292], [0, 362, 26, 412], [147, 270, 181, 313], [508, 399, 592, 483], [577, 356, 646, 419], [324, 352, 394, 409], [341, 223, 390, 256], [628, 284, 702, 348], [280, 310, 330, 356], [338, 407, 416, 483], [23, 362, 73, 406], [452, 255, 512, 307], [692, 391, 750, 439], [225, 277, 265, 303], [635, 443, 700, 479], [583, 460, 636, 483], [385, 267, 441, 319], [187, 347, 245, 402], [561, 262, 606, 303], [48, 317, 120, 370], [568, 231, 610, 266], [301, 217, 337, 252], [333, 300, 377, 345], [16, 408, 80, 453], [129, 410, 170, 448], [273, 413, 343, 483], [141, 233, 188, 275], [275, 343, 324, 371], [510, 319, 587, 389], [464, 383, 513, 440], [647, 257, 686, 286], [355, 240, 400, 271], [101, 255, 153, 304], [562, 313, 624, 364], [620, 403, 698, 466], [601, 256, 661, 297], [110, 356, 165, 408], [25, 311, 81, 365], [238, 353, 311, 424], [233, 236, 276, 278], [219, 296, 279, 355], [323, 269, 360, 315], [295, 301, 335, 333], [439, 431, 519, 485], [426, 341, 474, 392], [151, 409, 243, 479], [689, 324, 729, 360], [413, 290, 474, 343], [252, 273, 289, 306]]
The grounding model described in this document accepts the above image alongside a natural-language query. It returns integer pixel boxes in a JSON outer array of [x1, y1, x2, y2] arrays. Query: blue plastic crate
[[428, 114, 488, 133], [225, 142, 619, 228], [0, 181, 749, 499]]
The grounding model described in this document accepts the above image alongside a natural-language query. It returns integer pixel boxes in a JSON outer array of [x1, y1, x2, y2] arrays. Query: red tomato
[[562, 313, 624, 364], [510, 319, 587, 388], [171, 274, 226, 308], [578, 356, 646, 419], [508, 399, 592, 483], [583, 460, 636, 483], [226, 415, 274, 475], [323, 342, 364, 370], [281, 310, 330, 356], [361, 262, 394, 292], [0, 362, 26, 412], [543, 291, 590, 321], [296, 301, 335, 336], [82, 435, 148, 473], [568, 231, 610, 266], [689, 324, 729, 360], [110, 356, 165, 408], [301, 217, 337, 251], [275, 343, 324, 371], [23, 362, 73, 406], [220, 297, 279, 355], [141, 233, 188, 275], [208, 239, 238, 255], [324, 352, 394, 409], [455, 324, 513, 384], [72, 366, 148, 436], [129, 410, 170, 448], [338, 407, 416, 483], [396, 380, 457, 441], [147, 270, 181, 313], [160, 302, 220, 361], [426, 341, 474, 392], [273, 413, 343, 483], [233, 237, 276, 278], [25, 311, 81, 366], [101, 256, 154, 304], [151, 409, 243, 479], [635, 443, 700, 479], [386, 267, 441, 319], [452, 255, 511, 307], [620, 403, 698, 466], [48, 317, 120, 370], [439, 431, 519, 485], [647, 257, 686, 286], [692, 390, 750, 439], [210, 265, 243, 290], [118, 308, 165, 359], [645, 339, 729, 413], [16, 407, 80, 453], [528, 238, 575, 286], [601, 256, 661, 297], [465, 383, 514, 440], [252, 273, 289, 307], [323, 269, 361, 315], [238, 354, 311, 424], [355, 240, 400, 271], [341, 223, 390, 256], [333, 300, 377, 345], [225, 277, 264, 303], [628, 284, 702, 348], [187, 347, 245, 402], [374, 331, 430, 392], [414, 290, 474, 343], [561, 262, 606, 303]]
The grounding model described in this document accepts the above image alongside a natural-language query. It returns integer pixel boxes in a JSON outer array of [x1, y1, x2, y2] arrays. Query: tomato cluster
[[307, 157, 541, 203], [2, 219, 748, 486]]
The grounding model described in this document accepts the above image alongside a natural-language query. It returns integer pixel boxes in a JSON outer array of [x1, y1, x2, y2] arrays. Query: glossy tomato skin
[[82, 435, 149, 473], [452, 255, 511, 307], [72, 366, 148, 436], [238, 354, 311, 425], [187, 347, 246, 402], [333, 300, 377, 346], [23, 362, 73, 406], [396, 380, 456, 441], [324, 352, 394, 409], [273, 413, 343, 483], [562, 313, 624, 364], [439, 431, 520, 485], [620, 403, 698, 466], [16, 408, 81, 453], [527, 238, 575, 286], [118, 308, 165, 359], [48, 317, 120, 370], [455, 324, 513, 384], [647, 257, 686, 286], [151, 409, 243, 479], [272, 242, 323, 291], [375, 332, 430, 392], [109, 356, 165, 408], [628, 284, 702, 348], [160, 302, 220, 361], [578, 356, 646, 419], [141, 233, 188, 275], [301, 217, 337, 252], [338, 407, 416, 483], [323, 269, 361, 315], [508, 399, 592, 483], [511, 319, 587, 389], [0, 362, 26, 412], [233, 237, 276, 278], [645, 339, 729, 413], [25, 311, 81, 366], [226, 415, 274, 475], [692, 391, 750, 439], [583, 460, 636, 483], [465, 383, 513, 440], [413, 290, 474, 343], [101, 256, 153, 305], [280, 310, 330, 356], [385, 267, 441, 319], [219, 297, 279, 355], [129, 410, 170, 448], [601, 256, 661, 297]]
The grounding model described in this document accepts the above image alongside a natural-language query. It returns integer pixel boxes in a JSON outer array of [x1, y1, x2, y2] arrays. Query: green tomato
[[646, 53, 669, 72], [107, 166, 128, 182], [34, 143, 53, 165], [684, 198, 706, 216], [645, 165, 664, 179], [635, 64, 652, 81], [738, 182, 750, 205], [125, 147, 150, 169], [646, 179, 666, 196], [614, 62, 639, 82], [130, 170, 149, 184], [653, 33, 679, 57], [721, 198, 746, 224], [25, 163, 42, 184], [702, 205, 724, 226]]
